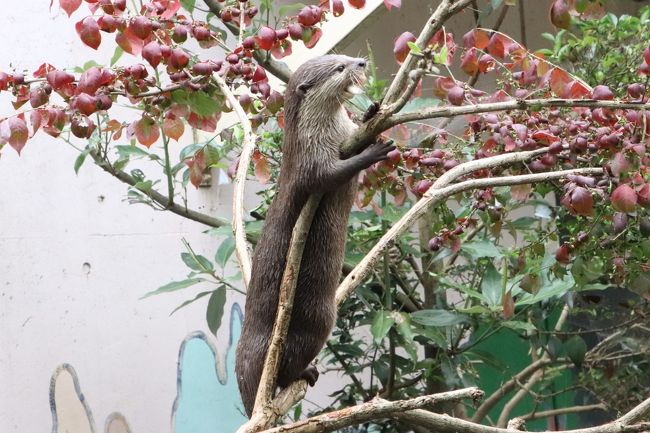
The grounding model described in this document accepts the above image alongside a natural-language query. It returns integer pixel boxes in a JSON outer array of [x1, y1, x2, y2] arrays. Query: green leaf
[[215, 237, 236, 269], [481, 263, 502, 306], [141, 278, 203, 299], [510, 217, 538, 230], [74, 149, 90, 174], [571, 256, 604, 286], [110, 46, 124, 66], [502, 321, 537, 332], [407, 41, 421, 55], [116, 145, 150, 159], [181, 252, 214, 272], [170, 290, 213, 315], [565, 335, 587, 366], [546, 335, 563, 360], [461, 240, 501, 259], [180, 0, 195, 12], [206, 286, 227, 335], [371, 310, 394, 344], [516, 274, 575, 306], [410, 309, 468, 327]]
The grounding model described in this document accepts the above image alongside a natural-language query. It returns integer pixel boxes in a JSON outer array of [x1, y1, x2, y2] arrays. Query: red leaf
[[611, 184, 637, 213], [570, 186, 594, 216], [253, 153, 271, 184], [393, 31, 416, 64], [637, 183, 650, 208], [555, 244, 571, 264], [487, 34, 509, 59], [502, 291, 515, 319], [383, 0, 400, 9], [59, 0, 82, 16], [549, 0, 571, 29], [303, 28, 321, 49], [186, 150, 207, 188], [2, 117, 29, 154], [511, 183, 532, 201], [33, 63, 56, 78], [160, 0, 181, 19], [610, 152, 630, 177], [163, 114, 184, 141], [116, 26, 144, 56], [460, 48, 479, 75], [549, 68, 571, 97], [75, 17, 102, 50], [462, 29, 490, 50], [134, 116, 160, 147], [272, 39, 293, 58], [77, 66, 103, 95], [30, 110, 44, 136], [187, 112, 218, 132], [46, 70, 75, 90]]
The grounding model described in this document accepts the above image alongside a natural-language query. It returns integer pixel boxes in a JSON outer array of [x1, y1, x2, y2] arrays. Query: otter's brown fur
[[235, 55, 394, 417]]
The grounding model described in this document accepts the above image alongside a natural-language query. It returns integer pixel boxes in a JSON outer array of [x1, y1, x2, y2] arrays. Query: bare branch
[[88, 149, 241, 231], [519, 404, 607, 422], [471, 358, 555, 423], [335, 150, 597, 305], [389, 98, 650, 127], [259, 388, 483, 433], [213, 72, 255, 288], [237, 196, 324, 433], [397, 396, 650, 433]]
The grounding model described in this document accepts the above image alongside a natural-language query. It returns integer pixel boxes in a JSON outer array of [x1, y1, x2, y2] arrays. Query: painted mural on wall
[[48, 304, 247, 433]]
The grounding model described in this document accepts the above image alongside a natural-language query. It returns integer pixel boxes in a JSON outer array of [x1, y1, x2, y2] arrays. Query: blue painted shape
[[172, 303, 247, 433]]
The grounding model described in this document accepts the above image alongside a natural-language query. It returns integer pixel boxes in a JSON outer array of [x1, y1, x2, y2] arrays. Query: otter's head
[[287, 55, 367, 110]]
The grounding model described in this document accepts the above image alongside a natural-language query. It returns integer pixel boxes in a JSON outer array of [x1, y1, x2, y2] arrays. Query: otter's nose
[[355, 59, 367, 68]]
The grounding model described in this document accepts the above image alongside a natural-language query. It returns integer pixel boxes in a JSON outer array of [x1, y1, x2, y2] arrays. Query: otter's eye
[[336, 65, 345, 72]]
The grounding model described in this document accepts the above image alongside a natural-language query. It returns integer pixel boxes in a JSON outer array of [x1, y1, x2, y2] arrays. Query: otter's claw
[[360, 138, 396, 165], [300, 364, 319, 386], [362, 101, 381, 123]]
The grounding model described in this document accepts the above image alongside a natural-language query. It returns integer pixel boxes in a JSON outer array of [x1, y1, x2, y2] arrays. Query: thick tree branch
[[397, 398, 650, 433], [237, 196, 324, 433], [388, 98, 650, 127], [259, 388, 483, 433], [202, 0, 292, 83], [213, 72, 254, 288]]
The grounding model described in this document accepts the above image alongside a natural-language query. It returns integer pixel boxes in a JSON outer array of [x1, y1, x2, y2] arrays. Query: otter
[[235, 55, 394, 417]]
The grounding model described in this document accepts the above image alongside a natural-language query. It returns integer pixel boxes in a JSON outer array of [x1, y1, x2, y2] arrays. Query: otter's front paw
[[362, 101, 380, 123], [360, 138, 396, 165], [300, 364, 319, 386]]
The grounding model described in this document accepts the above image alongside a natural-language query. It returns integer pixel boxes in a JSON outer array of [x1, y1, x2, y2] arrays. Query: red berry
[[256, 26, 277, 50], [288, 23, 303, 41], [142, 41, 163, 68], [131, 16, 153, 39], [298, 5, 322, 26], [172, 25, 188, 43], [169, 48, 190, 70], [192, 26, 211, 41]]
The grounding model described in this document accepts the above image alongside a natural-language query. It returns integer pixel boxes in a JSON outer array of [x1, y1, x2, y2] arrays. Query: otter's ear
[[297, 82, 312, 95]]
